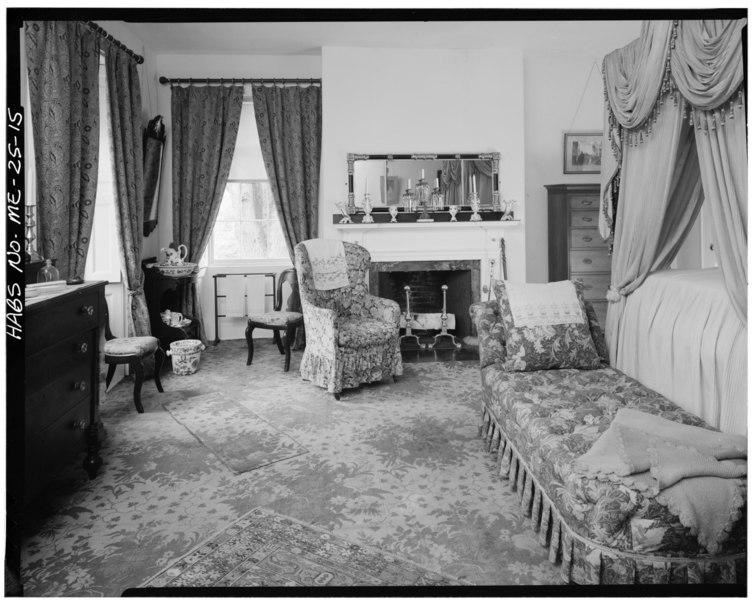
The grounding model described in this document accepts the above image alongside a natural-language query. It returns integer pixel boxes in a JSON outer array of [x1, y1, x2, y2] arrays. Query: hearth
[[369, 260, 480, 340]]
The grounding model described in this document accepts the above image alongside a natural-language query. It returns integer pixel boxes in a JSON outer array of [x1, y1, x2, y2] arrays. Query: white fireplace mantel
[[334, 219, 524, 286]]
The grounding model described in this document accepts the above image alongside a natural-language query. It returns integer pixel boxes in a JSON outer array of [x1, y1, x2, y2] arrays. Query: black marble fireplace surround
[[369, 260, 481, 340]]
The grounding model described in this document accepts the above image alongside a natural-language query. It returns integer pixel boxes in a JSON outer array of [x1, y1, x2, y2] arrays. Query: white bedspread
[[616, 268, 747, 436]]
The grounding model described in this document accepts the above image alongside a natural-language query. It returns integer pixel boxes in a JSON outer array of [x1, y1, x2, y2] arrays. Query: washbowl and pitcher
[[156, 244, 197, 277]]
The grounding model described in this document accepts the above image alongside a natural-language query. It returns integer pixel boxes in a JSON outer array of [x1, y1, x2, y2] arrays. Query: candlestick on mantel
[[421, 169, 425, 179], [434, 177, 439, 188], [364, 177, 368, 195], [472, 176, 477, 194], [407, 178, 412, 189]]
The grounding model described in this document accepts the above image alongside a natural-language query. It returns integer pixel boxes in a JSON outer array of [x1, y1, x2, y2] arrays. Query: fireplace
[[369, 260, 481, 340]]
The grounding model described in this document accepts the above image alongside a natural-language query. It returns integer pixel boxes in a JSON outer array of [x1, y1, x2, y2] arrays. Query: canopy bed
[[599, 19, 747, 436]]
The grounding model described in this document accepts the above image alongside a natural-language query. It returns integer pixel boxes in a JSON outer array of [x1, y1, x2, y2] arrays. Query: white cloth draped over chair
[[600, 18, 747, 363]]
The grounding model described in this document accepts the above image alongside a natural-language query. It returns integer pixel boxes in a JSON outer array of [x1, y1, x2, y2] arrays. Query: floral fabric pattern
[[171, 84, 244, 342], [294, 241, 402, 394], [25, 21, 100, 281], [492, 280, 602, 372], [104, 43, 153, 344], [247, 311, 302, 327], [471, 305, 746, 585], [104, 336, 159, 357], [254, 85, 322, 263]]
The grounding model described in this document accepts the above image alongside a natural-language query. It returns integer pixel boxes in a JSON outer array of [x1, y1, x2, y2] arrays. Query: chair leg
[[273, 329, 285, 354], [105, 364, 117, 390], [246, 324, 255, 365], [333, 392, 341, 401], [153, 347, 165, 393], [283, 323, 296, 372], [132, 360, 145, 414]]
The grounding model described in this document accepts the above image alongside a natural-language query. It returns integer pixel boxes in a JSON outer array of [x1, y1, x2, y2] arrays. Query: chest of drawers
[[546, 184, 610, 327], [22, 280, 106, 500]]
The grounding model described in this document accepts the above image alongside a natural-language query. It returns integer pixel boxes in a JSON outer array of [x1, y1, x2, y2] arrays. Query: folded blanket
[[302, 239, 350, 290], [575, 408, 746, 554]]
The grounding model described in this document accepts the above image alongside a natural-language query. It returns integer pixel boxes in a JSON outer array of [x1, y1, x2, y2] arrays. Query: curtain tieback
[[127, 287, 144, 297], [606, 286, 622, 303]]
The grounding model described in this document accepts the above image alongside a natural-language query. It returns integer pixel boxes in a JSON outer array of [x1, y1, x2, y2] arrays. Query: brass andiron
[[430, 285, 461, 350], [399, 285, 422, 350]]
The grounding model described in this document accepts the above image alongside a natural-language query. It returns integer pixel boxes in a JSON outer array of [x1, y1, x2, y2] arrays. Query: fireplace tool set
[[399, 284, 462, 351]]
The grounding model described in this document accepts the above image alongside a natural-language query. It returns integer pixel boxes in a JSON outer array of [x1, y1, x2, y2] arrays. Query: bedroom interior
[[7, 8, 747, 596]]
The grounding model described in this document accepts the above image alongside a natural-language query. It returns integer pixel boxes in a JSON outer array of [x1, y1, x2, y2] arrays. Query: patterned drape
[[104, 43, 151, 339], [600, 18, 747, 352], [253, 85, 322, 262], [171, 84, 244, 341], [25, 21, 100, 281]]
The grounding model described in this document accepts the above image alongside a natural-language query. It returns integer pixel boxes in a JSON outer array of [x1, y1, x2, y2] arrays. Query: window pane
[[211, 181, 288, 260]]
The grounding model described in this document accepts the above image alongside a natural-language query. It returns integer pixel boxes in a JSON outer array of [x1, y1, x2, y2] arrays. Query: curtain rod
[[159, 76, 321, 87], [84, 21, 144, 64]]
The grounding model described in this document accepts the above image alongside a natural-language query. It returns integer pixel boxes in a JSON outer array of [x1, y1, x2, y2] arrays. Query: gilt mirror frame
[[346, 152, 500, 213]]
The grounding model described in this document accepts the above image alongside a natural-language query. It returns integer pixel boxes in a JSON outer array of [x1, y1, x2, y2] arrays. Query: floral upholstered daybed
[[470, 280, 746, 585]]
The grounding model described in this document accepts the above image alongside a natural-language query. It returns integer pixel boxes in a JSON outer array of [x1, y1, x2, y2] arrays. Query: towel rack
[[212, 273, 276, 345]]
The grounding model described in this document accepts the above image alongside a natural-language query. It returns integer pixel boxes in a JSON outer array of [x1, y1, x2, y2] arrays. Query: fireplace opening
[[369, 260, 480, 340]]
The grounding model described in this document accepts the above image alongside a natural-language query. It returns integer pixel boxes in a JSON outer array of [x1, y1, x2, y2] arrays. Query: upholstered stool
[[245, 268, 304, 372], [103, 305, 164, 413]]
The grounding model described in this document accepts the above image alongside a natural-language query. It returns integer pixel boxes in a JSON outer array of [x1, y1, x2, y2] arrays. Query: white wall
[[524, 53, 608, 283], [321, 46, 526, 283]]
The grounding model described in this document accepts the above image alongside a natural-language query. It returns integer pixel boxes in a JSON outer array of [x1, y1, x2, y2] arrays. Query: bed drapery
[[600, 19, 747, 362]]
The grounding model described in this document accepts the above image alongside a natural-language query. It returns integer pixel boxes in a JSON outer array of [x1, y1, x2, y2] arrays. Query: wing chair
[[294, 240, 402, 399]]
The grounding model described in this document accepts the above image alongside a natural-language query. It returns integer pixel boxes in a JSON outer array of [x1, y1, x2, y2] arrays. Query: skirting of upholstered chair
[[103, 303, 164, 413], [294, 240, 403, 400], [245, 267, 304, 372]]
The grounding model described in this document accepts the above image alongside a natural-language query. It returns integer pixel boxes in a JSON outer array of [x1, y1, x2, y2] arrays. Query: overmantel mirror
[[338, 153, 516, 224], [347, 153, 501, 212]]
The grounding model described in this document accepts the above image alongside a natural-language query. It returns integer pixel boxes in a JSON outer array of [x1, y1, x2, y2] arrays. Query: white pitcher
[[161, 244, 188, 265]]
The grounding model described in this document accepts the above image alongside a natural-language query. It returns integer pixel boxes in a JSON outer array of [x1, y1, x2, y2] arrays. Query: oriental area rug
[[162, 392, 307, 473], [139, 507, 456, 589]]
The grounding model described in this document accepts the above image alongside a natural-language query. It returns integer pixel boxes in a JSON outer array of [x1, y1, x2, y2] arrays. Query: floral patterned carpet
[[20, 339, 562, 596]]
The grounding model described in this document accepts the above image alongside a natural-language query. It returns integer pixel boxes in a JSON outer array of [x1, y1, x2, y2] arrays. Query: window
[[84, 54, 121, 282], [210, 180, 288, 261], [206, 101, 288, 264]]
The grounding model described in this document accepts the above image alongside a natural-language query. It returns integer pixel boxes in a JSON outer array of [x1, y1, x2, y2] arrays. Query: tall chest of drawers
[[22, 280, 106, 501], [546, 184, 610, 327]]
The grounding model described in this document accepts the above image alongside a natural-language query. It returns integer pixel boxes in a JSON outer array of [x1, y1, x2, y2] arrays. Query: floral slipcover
[[471, 300, 746, 585], [294, 241, 403, 395]]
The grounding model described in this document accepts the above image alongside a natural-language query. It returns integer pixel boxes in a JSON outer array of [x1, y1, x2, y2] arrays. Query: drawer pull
[[582, 216, 593, 223], [81, 305, 95, 316], [582, 236, 593, 242], [72, 420, 88, 430], [76, 341, 89, 354], [581, 200, 592, 206], [74, 380, 87, 392], [583, 258, 593, 265]]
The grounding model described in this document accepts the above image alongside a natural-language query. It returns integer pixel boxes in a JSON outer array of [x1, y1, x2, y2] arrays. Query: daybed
[[470, 293, 746, 585]]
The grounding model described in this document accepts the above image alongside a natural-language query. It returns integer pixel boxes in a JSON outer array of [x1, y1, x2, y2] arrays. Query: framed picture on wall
[[563, 132, 602, 174]]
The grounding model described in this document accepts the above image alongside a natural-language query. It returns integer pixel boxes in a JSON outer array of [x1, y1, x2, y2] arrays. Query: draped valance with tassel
[[600, 19, 746, 242], [599, 18, 747, 365]]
